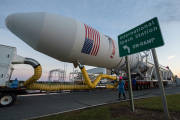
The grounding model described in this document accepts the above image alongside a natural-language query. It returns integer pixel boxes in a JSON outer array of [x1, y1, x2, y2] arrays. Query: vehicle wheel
[[0, 93, 17, 107]]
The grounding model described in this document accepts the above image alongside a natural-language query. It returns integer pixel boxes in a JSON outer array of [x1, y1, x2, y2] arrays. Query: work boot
[[123, 93, 126, 100], [118, 97, 122, 100]]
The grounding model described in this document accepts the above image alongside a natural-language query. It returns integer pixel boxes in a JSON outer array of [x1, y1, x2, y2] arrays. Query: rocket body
[[6, 12, 139, 70]]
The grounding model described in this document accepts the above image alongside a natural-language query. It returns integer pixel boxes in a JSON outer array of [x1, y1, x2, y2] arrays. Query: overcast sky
[[0, 0, 180, 80]]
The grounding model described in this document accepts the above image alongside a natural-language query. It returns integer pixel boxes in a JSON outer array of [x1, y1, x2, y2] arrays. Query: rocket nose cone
[[6, 13, 45, 49]]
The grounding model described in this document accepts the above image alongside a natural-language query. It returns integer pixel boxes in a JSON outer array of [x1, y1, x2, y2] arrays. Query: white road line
[[19, 93, 59, 97]]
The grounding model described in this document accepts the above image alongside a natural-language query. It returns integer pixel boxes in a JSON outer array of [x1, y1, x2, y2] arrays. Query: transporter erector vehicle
[[0, 13, 173, 107]]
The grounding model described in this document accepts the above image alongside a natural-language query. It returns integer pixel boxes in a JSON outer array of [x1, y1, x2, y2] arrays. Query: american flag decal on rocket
[[81, 24, 100, 56]]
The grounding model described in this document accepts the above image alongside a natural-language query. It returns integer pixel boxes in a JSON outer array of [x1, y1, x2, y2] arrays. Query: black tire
[[0, 93, 17, 107]]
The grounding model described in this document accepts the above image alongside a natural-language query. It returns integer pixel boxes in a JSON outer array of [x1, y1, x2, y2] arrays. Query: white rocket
[[6, 12, 140, 71]]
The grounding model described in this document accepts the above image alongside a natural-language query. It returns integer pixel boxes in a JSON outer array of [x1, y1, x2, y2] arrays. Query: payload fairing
[[6, 12, 140, 71]]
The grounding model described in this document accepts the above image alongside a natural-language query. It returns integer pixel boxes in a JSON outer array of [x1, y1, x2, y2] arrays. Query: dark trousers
[[132, 84, 136, 90], [118, 91, 126, 99]]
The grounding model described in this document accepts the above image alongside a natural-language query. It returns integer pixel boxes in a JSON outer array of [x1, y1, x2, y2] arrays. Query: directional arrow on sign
[[123, 45, 130, 53]]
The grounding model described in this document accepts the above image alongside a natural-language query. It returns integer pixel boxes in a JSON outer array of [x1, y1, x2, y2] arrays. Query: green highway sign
[[118, 17, 164, 57]]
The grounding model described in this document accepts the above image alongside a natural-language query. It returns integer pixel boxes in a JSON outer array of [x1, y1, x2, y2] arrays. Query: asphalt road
[[0, 86, 180, 120]]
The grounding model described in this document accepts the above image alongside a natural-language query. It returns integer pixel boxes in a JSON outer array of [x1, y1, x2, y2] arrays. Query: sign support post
[[125, 56, 135, 112], [118, 17, 170, 118], [151, 48, 170, 119]]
